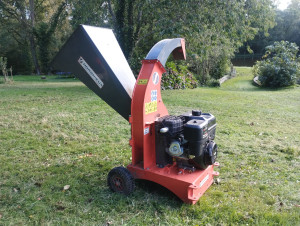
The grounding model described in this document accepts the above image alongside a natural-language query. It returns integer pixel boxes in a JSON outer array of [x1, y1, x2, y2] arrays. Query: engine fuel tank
[[182, 112, 216, 140]]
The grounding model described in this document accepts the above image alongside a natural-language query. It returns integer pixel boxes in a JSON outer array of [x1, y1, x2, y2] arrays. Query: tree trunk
[[2, 69, 8, 82], [125, 0, 134, 59], [29, 0, 41, 75], [115, 0, 126, 55], [29, 34, 41, 75]]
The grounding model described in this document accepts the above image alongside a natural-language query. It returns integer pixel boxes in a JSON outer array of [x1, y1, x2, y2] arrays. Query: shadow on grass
[[94, 178, 184, 209], [135, 179, 183, 205], [37, 162, 184, 212], [221, 78, 298, 92], [12, 75, 79, 83]]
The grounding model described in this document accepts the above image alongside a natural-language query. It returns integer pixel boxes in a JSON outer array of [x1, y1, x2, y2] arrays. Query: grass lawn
[[0, 67, 299, 225]]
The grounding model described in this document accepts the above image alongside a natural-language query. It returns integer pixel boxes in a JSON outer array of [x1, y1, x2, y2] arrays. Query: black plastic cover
[[181, 112, 216, 139], [155, 117, 173, 167], [184, 119, 207, 141], [192, 110, 201, 116], [162, 116, 183, 136], [51, 25, 136, 121]]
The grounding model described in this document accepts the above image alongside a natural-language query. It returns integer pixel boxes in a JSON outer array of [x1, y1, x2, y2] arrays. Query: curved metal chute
[[145, 38, 186, 67]]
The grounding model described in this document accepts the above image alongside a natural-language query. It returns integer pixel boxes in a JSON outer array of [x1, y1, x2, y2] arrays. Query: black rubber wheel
[[107, 167, 135, 195]]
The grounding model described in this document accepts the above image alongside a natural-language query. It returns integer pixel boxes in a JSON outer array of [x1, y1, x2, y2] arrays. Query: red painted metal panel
[[128, 163, 219, 204], [131, 60, 168, 169]]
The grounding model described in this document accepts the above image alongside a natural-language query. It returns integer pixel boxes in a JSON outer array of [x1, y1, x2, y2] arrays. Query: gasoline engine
[[155, 111, 217, 170]]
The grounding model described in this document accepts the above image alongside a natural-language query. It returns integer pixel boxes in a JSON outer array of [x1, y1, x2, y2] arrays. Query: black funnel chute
[[51, 25, 136, 121]]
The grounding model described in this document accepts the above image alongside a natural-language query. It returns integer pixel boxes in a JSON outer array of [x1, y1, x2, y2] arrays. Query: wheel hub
[[113, 176, 123, 190]]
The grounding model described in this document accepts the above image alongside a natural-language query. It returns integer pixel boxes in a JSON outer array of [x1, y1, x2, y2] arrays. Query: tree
[[141, 0, 276, 82], [0, 0, 68, 74], [237, 0, 300, 60], [282, 0, 300, 47], [0, 22, 32, 74], [70, 0, 150, 60], [253, 41, 300, 87], [34, 2, 67, 73], [0, 56, 8, 82], [95, 0, 275, 78], [0, 0, 41, 74], [1, 0, 276, 81]]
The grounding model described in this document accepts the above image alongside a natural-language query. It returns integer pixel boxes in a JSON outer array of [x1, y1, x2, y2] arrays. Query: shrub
[[0, 57, 8, 79], [161, 61, 198, 90], [253, 41, 300, 88], [209, 54, 230, 80], [187, 45, 232, 85], [0, 57, 14, 84], [207, 79, 220, 87]]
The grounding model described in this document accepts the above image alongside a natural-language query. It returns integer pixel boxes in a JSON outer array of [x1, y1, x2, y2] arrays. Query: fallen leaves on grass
[[279, 202, 284, 206], [78, 153, 94, 159], [215, 178, 221, 185], [55, 204, 66, 211], [63, 185, 70, 190], [34, 182, 42, 187], [55, 201, 66, 211]]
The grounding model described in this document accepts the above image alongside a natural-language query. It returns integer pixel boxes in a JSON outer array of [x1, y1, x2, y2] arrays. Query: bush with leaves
[[161, 61, 198, 90], [253, 41, 300, 87], [207, 79, 221, 87], [0, 57, 14, 84], [0, 57, 8, 83]]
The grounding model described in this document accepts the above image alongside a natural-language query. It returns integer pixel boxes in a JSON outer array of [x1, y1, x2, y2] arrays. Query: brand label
[[203, 126, 208, 139], [144, 127, 150, 135], [151, 90, 157, 102], [152, 72, 159, 85], [78, 57, 104, 88], [138, 79, 148, 85], [145, 101, 157, 114], [199, 174, 209, 188]]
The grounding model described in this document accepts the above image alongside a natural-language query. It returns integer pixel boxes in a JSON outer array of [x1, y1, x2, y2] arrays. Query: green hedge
[[161, 61, 198, 90], [253, 41, 300, 88]]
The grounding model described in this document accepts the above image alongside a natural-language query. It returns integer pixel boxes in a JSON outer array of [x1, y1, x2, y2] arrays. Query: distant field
[[0, 67, 299, 225]]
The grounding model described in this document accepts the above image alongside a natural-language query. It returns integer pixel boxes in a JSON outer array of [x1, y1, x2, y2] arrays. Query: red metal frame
[[128, 40, 219, 204]]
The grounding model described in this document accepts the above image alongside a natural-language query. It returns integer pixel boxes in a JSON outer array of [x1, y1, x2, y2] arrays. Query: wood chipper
[[51, 25, 219, 204]]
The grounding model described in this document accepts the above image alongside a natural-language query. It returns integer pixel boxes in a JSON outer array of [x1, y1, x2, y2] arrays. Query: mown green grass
[[0, 68, 299, 225]]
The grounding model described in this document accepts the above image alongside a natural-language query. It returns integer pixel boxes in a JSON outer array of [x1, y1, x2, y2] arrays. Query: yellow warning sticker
[[137, 79, 148, 85], [145, 101, 157, 114]]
